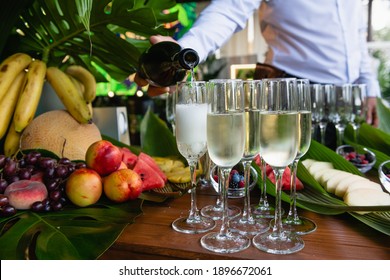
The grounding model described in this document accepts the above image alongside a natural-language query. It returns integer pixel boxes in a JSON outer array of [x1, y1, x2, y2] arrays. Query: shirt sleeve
[[178, 0, 262, 62]]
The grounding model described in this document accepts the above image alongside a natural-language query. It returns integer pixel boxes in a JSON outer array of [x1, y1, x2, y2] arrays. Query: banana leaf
[[377, 98, 390, 134], [2, 0, 177, 82], [139, 107, 183, 159], [0, 198, 143, 259]]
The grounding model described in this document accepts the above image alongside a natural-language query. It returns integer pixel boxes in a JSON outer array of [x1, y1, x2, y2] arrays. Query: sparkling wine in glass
[[252, 78, 304, 254], [310, 84, 325, 143], [333, 84, 352, 148], [229, 80, 269, 235], [200, 79, 242, 221], [350, 84, 367, 144], [172, 81, 216, 234], [200, 79, 250, 253], [279, 79, 316, 235]]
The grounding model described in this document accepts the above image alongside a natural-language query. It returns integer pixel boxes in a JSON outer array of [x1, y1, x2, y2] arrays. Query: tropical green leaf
[[140, 107, 183, 159], [377, 98, 390, 134], [2, 0, 178, 82], [0, 199, 143, 259]]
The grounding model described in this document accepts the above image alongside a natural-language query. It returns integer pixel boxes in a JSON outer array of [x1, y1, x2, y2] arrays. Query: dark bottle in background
[[137, 41, 199, 87]]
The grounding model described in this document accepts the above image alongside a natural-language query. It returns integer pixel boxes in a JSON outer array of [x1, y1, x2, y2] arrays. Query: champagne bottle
[[137, 41, 199, 87]]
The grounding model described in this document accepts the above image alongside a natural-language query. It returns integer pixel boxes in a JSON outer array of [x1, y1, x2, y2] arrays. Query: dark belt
[[253, 62, 314, 82]]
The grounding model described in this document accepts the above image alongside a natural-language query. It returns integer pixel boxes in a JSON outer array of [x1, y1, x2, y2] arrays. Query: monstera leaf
[[0, 198, 143, 259], [2, 0, 177, 82]]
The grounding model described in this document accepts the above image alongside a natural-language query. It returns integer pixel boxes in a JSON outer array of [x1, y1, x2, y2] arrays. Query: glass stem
[[241, 159, 253, 222], [171, 123, 176, 136], [319, 123, 327, 145], [187, 160, 200, 222], [336, 126, 345, 147], [258, 156, 270, 208], [287, 158, 299, 222], [219, 167, 231, 237], [272, 168, 284, 235]]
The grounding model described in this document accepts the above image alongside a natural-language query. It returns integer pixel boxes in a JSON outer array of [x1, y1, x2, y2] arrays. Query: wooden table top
[[100, 184, 390, 260]]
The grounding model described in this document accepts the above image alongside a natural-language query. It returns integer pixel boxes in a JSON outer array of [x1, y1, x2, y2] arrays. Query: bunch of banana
[[0, 53, 47, 156], [46, 66, 95, 124], [0, 52, 97, 156]]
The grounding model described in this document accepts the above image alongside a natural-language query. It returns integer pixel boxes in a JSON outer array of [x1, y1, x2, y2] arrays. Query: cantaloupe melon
[[20, 110, 102, 161]]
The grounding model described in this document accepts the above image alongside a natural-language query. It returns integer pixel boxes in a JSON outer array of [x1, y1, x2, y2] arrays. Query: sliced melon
[[343, 181, 383, 198], [344, 189, 390, 214], [334, 175, 369, 197], [301, 159, 317, 169], [325, 171, 353, 194], [308, 161, 333, 174], [318, 169, 346, 186]]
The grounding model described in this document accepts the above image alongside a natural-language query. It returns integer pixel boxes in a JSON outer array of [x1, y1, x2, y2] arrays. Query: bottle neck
[[176, 48, 199, 70]]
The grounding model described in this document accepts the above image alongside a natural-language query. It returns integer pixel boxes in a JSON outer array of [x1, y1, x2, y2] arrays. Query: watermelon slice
[[138, 152, 167, 183], [266, 166, 304, 191], [120, 147, 138, 169], [133, 158, 165, 191]]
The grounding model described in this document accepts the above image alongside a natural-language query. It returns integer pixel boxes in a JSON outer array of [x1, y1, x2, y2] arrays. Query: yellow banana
[[0, 53, 32, 102], [0, 71, 26, 139], [67, 73, 93, 118], [4, 126, 21, 156], [46, 66, 92, 124], [13, 59, 47, 133], [65, 65, 96, 102]]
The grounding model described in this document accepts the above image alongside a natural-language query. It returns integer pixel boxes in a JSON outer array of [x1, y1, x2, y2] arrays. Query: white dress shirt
[[178, 0, 380, 97]]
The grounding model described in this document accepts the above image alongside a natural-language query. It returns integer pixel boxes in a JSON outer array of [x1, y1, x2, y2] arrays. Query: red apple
[[85, 140, 122, 176], [65, 168, 103, 207], [4, 180, 48, 210], [103, 169, 143, 202]]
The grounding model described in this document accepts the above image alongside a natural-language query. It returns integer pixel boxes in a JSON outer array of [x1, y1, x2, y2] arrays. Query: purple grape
[[0, 194, 9, 207], [39, 157, 57, 169], [0, 179, 8, 194], [50, 190, 62, 201], [55, 165, 69, 178], [0, 155, 6, 168], [18, 168, 32, 180], [58, 158, 71, 165], [31, 201, 45, 212], [1, 205, 16, 217], [3, 160, 17, 177]]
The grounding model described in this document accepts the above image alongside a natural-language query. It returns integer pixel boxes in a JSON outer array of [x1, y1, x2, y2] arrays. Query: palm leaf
[[4, 0, 178, 82], [0, 199, 143, 259]]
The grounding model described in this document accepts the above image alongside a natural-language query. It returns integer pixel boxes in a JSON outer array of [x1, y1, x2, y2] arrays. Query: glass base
[[229, 216, 270, 236], [252, 230, 304, 255], [251, 204, 284, 219], [271, 216, 317, 235], [200, 205, 241, 220], [172, 215, 216, 234], [200, 231, 250, 253]]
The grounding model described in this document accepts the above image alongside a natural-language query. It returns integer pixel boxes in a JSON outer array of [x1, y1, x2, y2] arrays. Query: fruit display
[[302, 158, 390, 214], [0, 138, 172, 216], [0, 52, 97, 156]]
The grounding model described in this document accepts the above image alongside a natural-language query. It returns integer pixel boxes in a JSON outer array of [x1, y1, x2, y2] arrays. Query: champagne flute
[[229, 80, 269, 235], [350, 84, 367, 144], [200, 79, 242, 221], [278, 79, 317, 235], [172, 81, 216, 234], [310, 84, 325, 143], [333, 84, 353, 148], [252, 78, 304, 254], [165, 87, 176, 136], [200, 79, 250, 253]]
